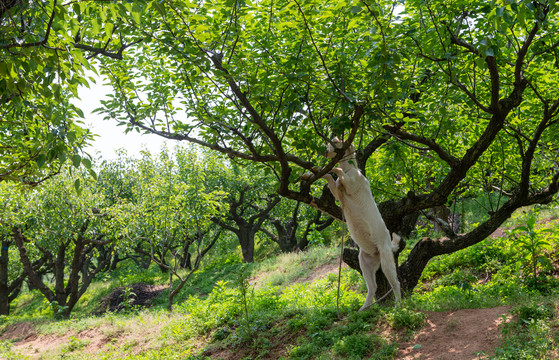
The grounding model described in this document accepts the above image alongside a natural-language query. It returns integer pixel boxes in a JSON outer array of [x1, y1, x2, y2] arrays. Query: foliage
[[492, 302, 558, 359], [3, 170, 125, 318], [98, 147, 229, 310], [384, 306, 426, 331], [0, 0, 143, 184], [512, 213, 555, 290]]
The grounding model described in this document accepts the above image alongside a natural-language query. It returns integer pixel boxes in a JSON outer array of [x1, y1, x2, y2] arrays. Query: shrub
[[334, 333, 378, 358], [513, 303, 555, 323], [386, 307, 426, 331]]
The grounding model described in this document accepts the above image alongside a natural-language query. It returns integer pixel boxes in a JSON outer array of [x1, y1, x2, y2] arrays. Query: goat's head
[[323, 137, 355, 159]]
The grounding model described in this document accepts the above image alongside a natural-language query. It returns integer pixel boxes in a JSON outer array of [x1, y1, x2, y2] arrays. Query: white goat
[[322, 137, 401, 310]]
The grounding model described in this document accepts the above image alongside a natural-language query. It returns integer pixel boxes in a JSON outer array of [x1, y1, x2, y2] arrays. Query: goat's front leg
[[322, 173, 342, 201], [330, 167, 345, 181]]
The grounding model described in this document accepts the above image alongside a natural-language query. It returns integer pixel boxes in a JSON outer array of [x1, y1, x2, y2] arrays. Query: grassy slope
[[1, 205, 559, 359]]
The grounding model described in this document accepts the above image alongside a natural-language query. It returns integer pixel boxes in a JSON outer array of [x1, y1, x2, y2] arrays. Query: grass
[[1, 204, 559, 359]]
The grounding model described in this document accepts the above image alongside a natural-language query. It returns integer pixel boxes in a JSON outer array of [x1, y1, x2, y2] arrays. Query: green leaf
[[350, 5, 362, 14], [36, 154, 47, 168], [74, 178, 81, 193], [82, 157, 92, 169], [153, 1, 166, 17], [131, 3, 142, 25], [91, 18, 101, 35], [88, 168, 98, 180], [105, 22, 115, 38], [75, 107, 84, 118], [496, 7, 505, 17], [71, 154, 81, 168]]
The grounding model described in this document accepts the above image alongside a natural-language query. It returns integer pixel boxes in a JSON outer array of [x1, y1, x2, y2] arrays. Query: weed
[[493, 318, 556, 359], [333, 333, 377, 358], [385, 307, 426, 331], [287, 314, 306, 332], [211, 327, 230, 341], [234, 264, 254, 343], [0, 340, 24, 360], [49, 301, 69, 320], [288, 341, 319, 360], [121, 286, 138, 313], [512, 303, 555, 323], [63, 335, 89, 352], [513, 213, 554, 291]]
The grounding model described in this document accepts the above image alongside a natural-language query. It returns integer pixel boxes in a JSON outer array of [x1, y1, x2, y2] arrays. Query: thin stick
[[336, 205, 345, 319]]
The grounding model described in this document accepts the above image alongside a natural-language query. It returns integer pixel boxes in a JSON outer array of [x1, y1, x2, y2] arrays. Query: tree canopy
[[0, 0, 141, 184], [2, 0, 559, 296], [94, 0, 559, 291]]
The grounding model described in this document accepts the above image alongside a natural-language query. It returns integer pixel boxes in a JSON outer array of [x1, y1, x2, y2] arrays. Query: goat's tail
[[391, 233, 403, 253]]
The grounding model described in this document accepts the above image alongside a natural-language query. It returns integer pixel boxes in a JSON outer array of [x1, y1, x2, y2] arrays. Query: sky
[[75, 74, 173, 161]]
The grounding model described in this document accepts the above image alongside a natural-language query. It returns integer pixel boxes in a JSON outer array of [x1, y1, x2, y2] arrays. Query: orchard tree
[[12, 172, 120, 318], [96, 153, 155, 269], [259, 199, 334, 252], [0, 0, 141, 184], [97, 0, 559, 295], [0, 183, 48, 315], [208, 162, 281, 262], [114, 147, 228, 311]]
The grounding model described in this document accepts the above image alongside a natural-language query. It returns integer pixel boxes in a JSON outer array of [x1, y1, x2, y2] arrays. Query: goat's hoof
[[300, 172, 313, 182], [358, 304, 372, 312]]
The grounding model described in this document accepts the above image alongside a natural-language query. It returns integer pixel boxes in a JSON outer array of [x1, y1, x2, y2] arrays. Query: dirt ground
[[398, 306, 512, 360]]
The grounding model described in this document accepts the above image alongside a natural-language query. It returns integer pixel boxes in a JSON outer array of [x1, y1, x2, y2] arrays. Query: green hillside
[[1, 207, 558, 359]]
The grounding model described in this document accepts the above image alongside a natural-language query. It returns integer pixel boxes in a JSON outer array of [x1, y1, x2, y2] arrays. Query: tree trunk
[[180, 248, 192, 269], [14, 225, 114, 319], [13, 228, 56, 304], [238, 229, 255, 263], [53, 245, 68, 310], [0, 240, 10, 315]]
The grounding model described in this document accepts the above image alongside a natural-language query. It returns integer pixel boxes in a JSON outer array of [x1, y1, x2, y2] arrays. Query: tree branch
[[0, 0, 57, 50], [383, 124, 460, 168]]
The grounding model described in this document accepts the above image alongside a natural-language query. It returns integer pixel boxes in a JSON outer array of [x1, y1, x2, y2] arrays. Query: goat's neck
[[339, 154, 358, 172]]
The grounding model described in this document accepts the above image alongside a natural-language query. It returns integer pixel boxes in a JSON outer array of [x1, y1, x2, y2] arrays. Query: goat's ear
[[332, 136, 340, 143]]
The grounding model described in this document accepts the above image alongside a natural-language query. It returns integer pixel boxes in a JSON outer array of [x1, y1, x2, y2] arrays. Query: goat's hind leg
[[358, 249, 380, 311], [378, 245, 401, 303]]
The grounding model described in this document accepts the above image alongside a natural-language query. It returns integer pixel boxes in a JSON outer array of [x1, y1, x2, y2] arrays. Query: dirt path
[[398, 306, 511, 360]]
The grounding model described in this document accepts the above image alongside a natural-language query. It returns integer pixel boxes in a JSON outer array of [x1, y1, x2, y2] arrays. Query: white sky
[[75, 75, 173, 161]]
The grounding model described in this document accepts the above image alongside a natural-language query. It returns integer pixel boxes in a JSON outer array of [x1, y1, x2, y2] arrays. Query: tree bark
[[13, 223, 114, 318], [238, 228, 255, 263], [13, 228, 56, 303], [0, 239, 11, 315]]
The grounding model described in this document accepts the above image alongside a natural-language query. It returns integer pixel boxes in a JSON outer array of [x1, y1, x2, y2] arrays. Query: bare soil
[[398, 306, 512, 360]]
